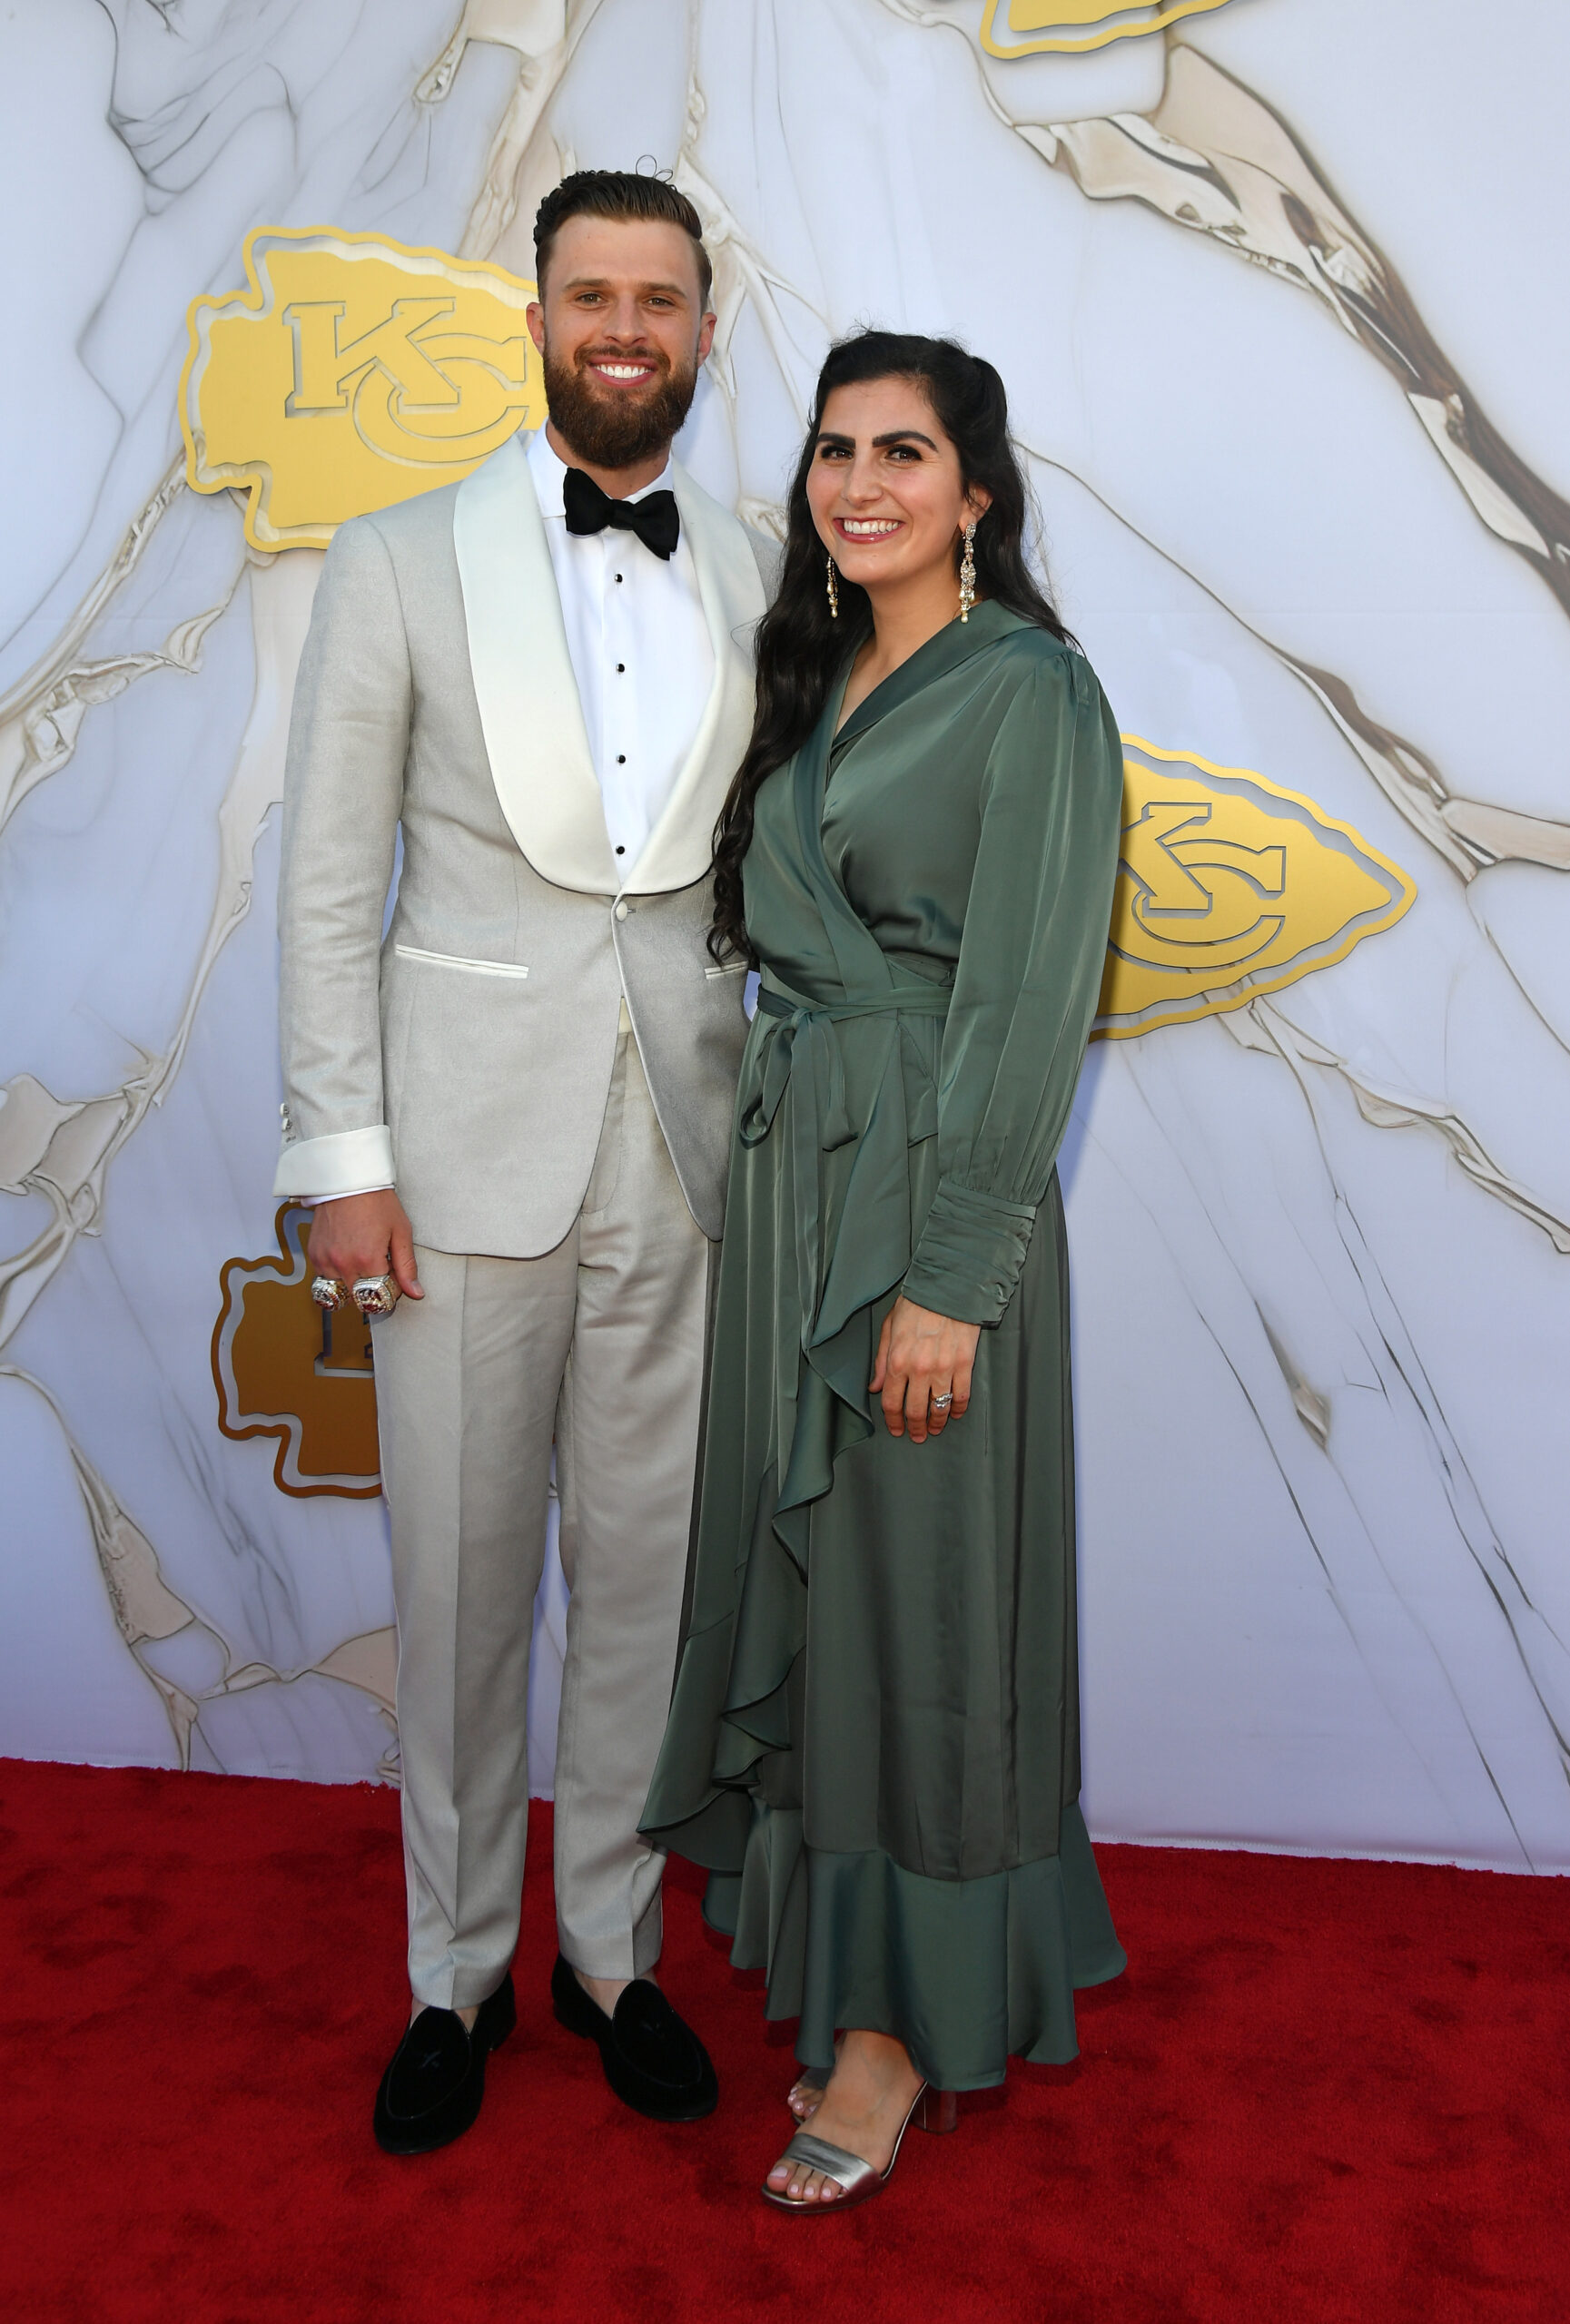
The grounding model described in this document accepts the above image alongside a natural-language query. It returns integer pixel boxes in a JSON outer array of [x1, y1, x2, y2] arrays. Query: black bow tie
[[562, 466, 681, 561]]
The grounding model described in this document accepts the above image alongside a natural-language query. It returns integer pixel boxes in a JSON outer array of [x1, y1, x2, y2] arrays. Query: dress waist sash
[[738, 971, 952, 1354]]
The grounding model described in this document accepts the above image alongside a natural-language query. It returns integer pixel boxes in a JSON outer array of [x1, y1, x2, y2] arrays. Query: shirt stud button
[[615, 845, 626, 855], [616, 663, 626, 673], [617, 753, 627, 763]]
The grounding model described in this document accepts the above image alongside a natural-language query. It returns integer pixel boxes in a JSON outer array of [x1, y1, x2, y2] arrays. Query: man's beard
[[541, 340, 699, 471]]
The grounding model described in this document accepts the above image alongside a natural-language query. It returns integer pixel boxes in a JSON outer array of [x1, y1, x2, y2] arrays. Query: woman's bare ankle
[[834, 2029, 920, 2091]]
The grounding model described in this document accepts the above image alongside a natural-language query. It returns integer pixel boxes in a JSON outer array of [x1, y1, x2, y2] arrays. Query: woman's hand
[[869, 1295, 981, 1443], [307, 1190, 424, 1301]]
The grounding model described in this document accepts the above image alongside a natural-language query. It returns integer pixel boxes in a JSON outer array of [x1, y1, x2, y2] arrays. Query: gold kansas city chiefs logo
[[1095, 737, 1416, 1039], [981, 0, 1239, 58], [181, 227, 544, 550]]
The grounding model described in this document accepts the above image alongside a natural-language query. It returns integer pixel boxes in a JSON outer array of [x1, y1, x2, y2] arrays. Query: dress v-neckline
[[790, 680, 894, 999], [829, 599, 1022, 757], [791, 602, 1030, 1000]]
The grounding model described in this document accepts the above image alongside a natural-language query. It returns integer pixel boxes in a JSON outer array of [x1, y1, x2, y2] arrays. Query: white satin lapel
[[623, 463, 765, 896], [453, 433, 617, 896]]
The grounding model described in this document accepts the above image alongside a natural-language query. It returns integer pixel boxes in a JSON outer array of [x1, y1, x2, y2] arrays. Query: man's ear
[[526, 300, 547, 357]]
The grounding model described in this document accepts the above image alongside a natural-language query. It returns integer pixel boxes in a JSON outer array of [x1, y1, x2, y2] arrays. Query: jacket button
[[615, 901, 628, 921]]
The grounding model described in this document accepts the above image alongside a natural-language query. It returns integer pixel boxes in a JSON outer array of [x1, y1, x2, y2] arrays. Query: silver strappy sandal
[[762, 2083, 958, 2212]]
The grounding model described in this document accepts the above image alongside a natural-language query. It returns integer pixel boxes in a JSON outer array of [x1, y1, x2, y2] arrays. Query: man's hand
[[307, 1190, 423, 1301], [869, 1295, 980, 1443]]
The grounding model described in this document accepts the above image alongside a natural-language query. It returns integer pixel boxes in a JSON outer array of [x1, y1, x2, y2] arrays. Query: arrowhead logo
[[1095, 736, 1416, 1039], [181, 227, 544, 550], [981, 0, 1238, 59], [211, 1206, 381, 1496]]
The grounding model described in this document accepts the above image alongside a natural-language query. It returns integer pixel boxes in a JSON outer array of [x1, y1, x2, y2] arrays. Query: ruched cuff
[[902, 1177, 1036, 1326], [272, 1124, 395, 1202]]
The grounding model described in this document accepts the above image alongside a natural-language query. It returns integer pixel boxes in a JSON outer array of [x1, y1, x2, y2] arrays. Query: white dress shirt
[[526, 424, 714, 878], [299, 426, 715, 1206]]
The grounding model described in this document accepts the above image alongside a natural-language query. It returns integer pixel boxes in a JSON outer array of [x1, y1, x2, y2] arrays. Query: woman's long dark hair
[[710, 329, 1071, 962]]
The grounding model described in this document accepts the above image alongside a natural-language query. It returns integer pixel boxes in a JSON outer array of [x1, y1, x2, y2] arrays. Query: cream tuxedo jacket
[[272, 432, 765, 1255]]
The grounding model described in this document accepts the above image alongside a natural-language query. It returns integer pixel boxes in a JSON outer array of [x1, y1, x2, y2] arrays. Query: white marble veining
[[2, 0, 1566, 1868]]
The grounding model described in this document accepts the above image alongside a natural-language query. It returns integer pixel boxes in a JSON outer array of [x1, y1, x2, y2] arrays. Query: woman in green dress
[[640, 330, 1127, 2210]]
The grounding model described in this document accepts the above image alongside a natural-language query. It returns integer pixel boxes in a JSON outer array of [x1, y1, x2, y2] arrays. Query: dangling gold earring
[[958, 520, 978, 624], [826, 554, 840, 619]]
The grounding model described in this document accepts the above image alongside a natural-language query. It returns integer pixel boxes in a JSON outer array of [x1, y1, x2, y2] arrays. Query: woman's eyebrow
[[815, 428, 939, 450]]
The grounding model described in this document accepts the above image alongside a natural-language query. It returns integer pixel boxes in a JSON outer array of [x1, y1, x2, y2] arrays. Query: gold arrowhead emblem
[[180, 227, 543, 550], [982, 0, 1239, 57], [1095, 736, 1416, 1039], [211, 1205, 381, 1496]]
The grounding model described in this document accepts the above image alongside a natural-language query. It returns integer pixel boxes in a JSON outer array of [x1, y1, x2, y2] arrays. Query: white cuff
[[272, 1125, 395, 1202], [293, 1183, 394, 1208]]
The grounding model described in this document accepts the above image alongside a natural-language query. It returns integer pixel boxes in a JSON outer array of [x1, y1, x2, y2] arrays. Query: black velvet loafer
[[372, 1972, 516, 2155], [550, 1953, 718, 2122]]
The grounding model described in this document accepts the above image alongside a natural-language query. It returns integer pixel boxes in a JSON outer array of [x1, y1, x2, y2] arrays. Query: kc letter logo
[[182, 228, 543, 549], [1095, 737, 1416, 1039]]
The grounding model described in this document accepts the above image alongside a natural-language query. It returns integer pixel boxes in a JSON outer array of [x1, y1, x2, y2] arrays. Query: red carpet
[[2, 1760, 1565, 2323]]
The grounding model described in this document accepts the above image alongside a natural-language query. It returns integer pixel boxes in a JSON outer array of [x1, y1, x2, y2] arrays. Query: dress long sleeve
[[900, 649, 1123, 1326]]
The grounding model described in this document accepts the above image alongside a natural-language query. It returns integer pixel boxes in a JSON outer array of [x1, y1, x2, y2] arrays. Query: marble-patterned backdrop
[[3, 0, 1567, 1872]]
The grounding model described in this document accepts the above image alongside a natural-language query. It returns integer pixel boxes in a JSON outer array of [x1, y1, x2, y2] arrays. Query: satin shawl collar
[[830, 598, 1029, 764], [453, 431, 765, 897], [454, 430, 613, 894], [627, 462, 765, 895]]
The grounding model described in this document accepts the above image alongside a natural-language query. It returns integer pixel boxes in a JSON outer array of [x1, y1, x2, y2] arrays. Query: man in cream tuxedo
[[273, 173, 764, 2152]]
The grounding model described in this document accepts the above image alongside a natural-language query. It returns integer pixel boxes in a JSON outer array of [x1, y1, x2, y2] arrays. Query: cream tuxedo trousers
[[373, 1019, 709, 2007]]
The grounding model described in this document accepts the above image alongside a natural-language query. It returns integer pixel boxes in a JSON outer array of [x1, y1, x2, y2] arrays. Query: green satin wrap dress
[[641, 600, 1128, 2092]]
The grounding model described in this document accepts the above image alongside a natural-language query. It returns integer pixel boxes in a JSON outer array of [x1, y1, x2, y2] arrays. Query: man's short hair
[[533, 170, 714, 311]]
